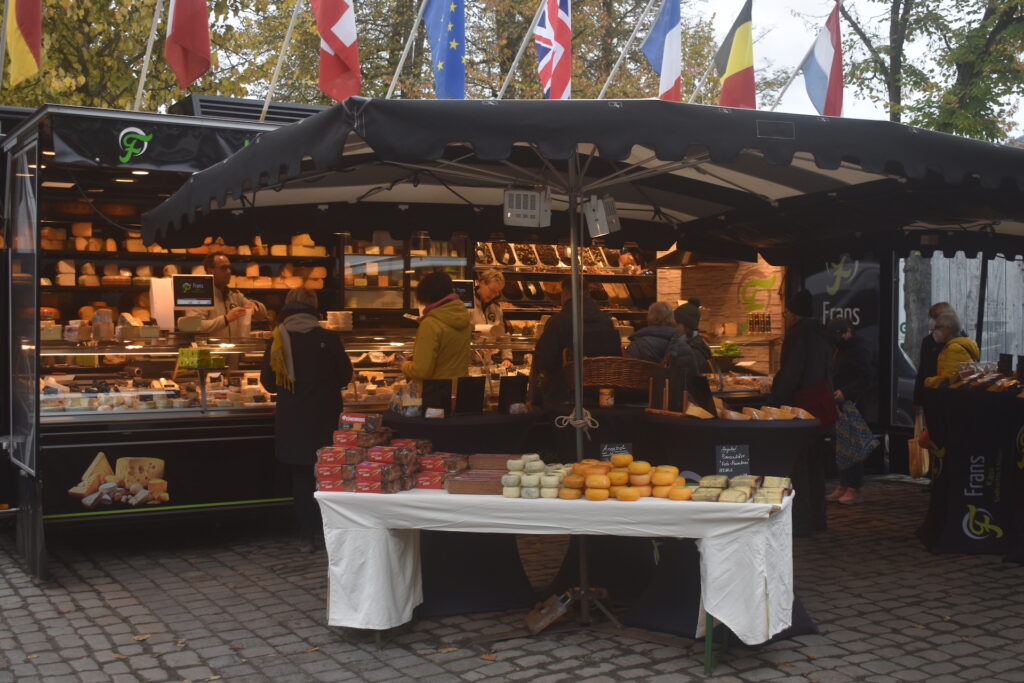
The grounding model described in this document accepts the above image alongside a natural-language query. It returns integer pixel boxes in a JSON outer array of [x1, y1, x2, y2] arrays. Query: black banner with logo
[[802, 256, 880, 423], [1007, 400, 1024, 564], [51, 114, 257, 173], [920, 390, 1014, 554]]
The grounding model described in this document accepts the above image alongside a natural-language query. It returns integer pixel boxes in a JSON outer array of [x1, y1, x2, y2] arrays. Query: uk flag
[[534, 0, 571, 99]]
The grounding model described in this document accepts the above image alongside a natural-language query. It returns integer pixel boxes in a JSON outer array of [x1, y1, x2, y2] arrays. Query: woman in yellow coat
[[931, 311, 980, 379], [401, 272, 471, 382]]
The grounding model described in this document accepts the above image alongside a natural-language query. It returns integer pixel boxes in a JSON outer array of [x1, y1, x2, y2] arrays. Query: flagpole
[[0, 0, 10, 96], [769, 40, 814, 111], [386, 0, 430, 99], [261, 0, 303, 122], [133, 0, 166, 111], [597, 0, 659, 99], [686, 59, 714, 103], [496, 0, 546, 100]]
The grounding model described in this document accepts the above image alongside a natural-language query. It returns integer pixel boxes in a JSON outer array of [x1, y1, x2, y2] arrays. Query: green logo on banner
[[118, 127, 153, 163], [962, 504, 1003, 540], [825, 255, 857, 295]]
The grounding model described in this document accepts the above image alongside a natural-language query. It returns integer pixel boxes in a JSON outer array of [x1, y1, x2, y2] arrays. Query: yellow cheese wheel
[[628, 460, 652, 475], [559, 487, 583, 500], [584, 465, 612, 477], [571, 462, 592, 476], [652, 485, 672, 498], [585, 488, 610, 501], [674, 476, 688, 487], [651, 471, 676, 486], [585, 474, 611, 489], [669, 486, 694, 501], [655, 465, 680, 477], [608, 470, 630, 486], [610, 453, 634, 468], [634, 485, 653, 498], [615, 487, 641, 501], [629, 472, 652, 486], [562, 474, 586, 489], [609, 485, 628, 498]]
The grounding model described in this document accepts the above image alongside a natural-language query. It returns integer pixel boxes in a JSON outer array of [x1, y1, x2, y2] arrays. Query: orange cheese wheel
[[628, 461, 652, 475], [609, 485, 628, 498], [674, 476, 688, 487], [584, 465, 612, 477], [655, 465, 680, 477], [563, 474, 586, 489], [651, 471, 676, 486], [571, 462, 591, 475], [559, 487, 584, 499], [585, 488, 610, 501], [629, 472, 652, 486], [669, 486, 693, 501], [585, 474, 611, 489], [616, 487, 641, 501], [581, 458, 602, 466], [608, 470, 630, 486], [610, 453, 634, 468], [652, 485, 672, 498], [634, 485, 652, 497]]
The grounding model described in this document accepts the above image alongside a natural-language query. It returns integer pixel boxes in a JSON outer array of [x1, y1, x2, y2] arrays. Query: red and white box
[[317, 446, 365, 465], [338, 412, 383, 433], [415, 472, 446, 489]]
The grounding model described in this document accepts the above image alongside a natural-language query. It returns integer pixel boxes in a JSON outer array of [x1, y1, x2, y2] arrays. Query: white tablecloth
[[316, 489, 793, 645]]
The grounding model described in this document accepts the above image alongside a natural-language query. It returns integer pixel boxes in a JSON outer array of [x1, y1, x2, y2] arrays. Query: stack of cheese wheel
[[504, 456, 573, 498]]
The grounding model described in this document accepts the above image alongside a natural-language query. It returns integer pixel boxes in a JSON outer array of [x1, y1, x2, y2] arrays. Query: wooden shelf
[[39, 250, 335, 265], [492, 271, 652, 283]]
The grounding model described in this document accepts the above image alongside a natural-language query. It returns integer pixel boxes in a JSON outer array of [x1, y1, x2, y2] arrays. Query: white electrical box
[[583, 195, 621, 237], [503, 188, 551, 228]]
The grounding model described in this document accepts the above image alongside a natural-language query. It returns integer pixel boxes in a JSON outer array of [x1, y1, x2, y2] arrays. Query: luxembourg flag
[[640, 0, 681, 101], [801, 1, 843, 116]]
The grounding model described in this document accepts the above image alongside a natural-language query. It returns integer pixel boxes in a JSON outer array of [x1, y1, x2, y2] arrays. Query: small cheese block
[[170, 248, 187, 254], [309, 266, 327, 278], [352, 277, 368, 287], [39, 277, 52, 286], [289, 245, 320, 256], [80, 262, 97, 275], [115, 457, 165, 488], [237, 245, 251, 255], [77, 275, 100, 287], [270, 245, 288, 256], [163, 264, 179, 277], [131, 307, 151, 322], [100, 275, 130, 285], [57, 259, 75, 274], [104, 238, 117, 252], [41, 226, 67, 240], [147, 478, 168, 494], [685, 404, 714, 419], [86, 237, 103, 251], [291, 233, 315, 247], [136, 265, 153, 277], [190, 265, 205, 275], [753, 488, 785, 504], [78, 305, 95, 320], [41, 238, 65, 250], [147, 243, 166, 253], [252, 236, 266, 255], [311, 246, 327, 257], [304, 278, 324, 290], [244, 263, 260, 278], [253, 276, 273, 288], [228, 275, 238, 288], [71, 222, 93, 237], [283, 276, 303, 288], [186, 244, 208, 254], [762, 476, 791, 489], [233, 276, 253, 288], [691, 487, 723, 502], [74, 236, 89, 251], [102, 263, 120, 276], [502, 486, 521, 498], [540, 487, 559, 498], [124, 239, 145, 252], [365, 261, 379, 276]]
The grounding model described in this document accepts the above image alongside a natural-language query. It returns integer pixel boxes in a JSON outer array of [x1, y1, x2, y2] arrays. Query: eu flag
[[423, 0, 466, 99]]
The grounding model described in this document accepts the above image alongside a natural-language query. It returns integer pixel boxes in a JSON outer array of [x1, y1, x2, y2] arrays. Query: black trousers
[[290, 465, 323, 542]]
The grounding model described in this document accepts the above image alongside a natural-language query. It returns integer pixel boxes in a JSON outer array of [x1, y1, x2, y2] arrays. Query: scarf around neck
[[270, 311, 320, 392]]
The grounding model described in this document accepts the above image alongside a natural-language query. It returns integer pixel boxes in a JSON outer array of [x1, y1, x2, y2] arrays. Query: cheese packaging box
[[356, 462, 401, 482], [366, 445, 417, 467], [418, 453, 469, 474], [315, 464, 357, 482], [355, 479, 400, 494], [332, 429, 390, 448], [318, 479, 355, 492], [390, 438, 433, 455], [317, 446, 365, 465], [338, 412, 383, 432], [415, 472, 447, 489]]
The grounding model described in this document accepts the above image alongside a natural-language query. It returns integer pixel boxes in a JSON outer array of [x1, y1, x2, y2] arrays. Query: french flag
[[801, 2, 843, 116], [640, 0, 681, 101]]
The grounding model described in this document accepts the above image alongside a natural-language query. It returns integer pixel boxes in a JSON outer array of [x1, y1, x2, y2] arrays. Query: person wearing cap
[[673, 298, 712, 373]]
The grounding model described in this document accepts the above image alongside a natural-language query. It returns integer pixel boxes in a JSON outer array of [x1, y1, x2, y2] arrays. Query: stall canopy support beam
[[975, 256, 988, 347]]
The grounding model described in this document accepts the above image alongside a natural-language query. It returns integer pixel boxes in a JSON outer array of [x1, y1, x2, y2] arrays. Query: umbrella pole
[[568, 153, 585, 465]]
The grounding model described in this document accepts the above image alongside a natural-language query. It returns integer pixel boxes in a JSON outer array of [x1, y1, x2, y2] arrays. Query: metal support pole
[[975, 256, 988, 347], [385, 0, 430, 99], [497, 0, 546, 99], [133, 0, 166, 111], [769, 41, 813, 112], [597, 0, 659, 99], [260, 0, 303, 122], [0, 0, 11, 96], [686, 58, 714, 103], [568, 152, 584, 463]]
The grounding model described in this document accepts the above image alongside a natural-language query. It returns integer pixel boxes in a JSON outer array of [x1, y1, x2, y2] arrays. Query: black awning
[[142, 97, 1024, 261]]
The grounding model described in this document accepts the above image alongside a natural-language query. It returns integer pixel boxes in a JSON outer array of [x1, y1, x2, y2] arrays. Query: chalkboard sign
[[715, 444, 750, 475], [600, 443, 632, 461]]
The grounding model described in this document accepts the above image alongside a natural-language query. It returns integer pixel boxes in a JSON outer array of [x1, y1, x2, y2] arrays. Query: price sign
[[600, 443, 632, 462], [715, 444, 750, 475]]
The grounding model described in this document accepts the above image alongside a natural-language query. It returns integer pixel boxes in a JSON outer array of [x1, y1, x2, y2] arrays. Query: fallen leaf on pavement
[[133, 634, 151, 642], [111, 653, 128, 660], [207, 676, 222, 681], [26, 654, 39, 660], [307, 647, 320, 652], [436, 647, 458, 653], [480, 654, 497, 661]]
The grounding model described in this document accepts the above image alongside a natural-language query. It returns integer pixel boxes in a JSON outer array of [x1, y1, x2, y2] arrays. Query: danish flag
[[534, 0, 571, 99], [311, 0, 362, 102]]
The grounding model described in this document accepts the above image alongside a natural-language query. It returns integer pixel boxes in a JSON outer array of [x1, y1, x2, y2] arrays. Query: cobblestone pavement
[[2, 477, 1023, 682]]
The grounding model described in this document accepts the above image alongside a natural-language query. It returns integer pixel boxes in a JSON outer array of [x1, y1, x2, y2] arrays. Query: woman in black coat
[[261, 288, 353, 550], [826, 317, 874, 505]]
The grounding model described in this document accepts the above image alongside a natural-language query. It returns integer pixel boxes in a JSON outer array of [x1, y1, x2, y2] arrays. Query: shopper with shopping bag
[[825, 318, 876, 504]]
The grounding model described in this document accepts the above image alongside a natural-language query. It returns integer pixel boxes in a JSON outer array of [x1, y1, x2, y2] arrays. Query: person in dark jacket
[[826, 317, 874, 505], [261, 288, 353, 551], [912, 302, 961, 410], [773, 288, 833, 536], [627, 302, 699, 373], [673, 298, 712, 372], [532, 278, 622, 407]]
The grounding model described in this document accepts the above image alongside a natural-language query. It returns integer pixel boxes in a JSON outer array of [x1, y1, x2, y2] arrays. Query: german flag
[[713, 0, 754, 109], [5, 0, 41, 85]]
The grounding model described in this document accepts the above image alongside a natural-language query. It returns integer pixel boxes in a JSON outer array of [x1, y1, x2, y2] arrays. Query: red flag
[[311, 0, 362, 102], [5, 0, 41, 85], [164, 0, 211, 90]]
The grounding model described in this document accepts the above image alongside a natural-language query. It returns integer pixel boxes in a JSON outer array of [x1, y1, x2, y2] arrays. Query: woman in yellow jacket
[[401, 272, 471, 382], [930, 311, 980, 379]]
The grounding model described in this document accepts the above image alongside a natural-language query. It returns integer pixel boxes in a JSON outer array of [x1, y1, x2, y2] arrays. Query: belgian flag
[[5, 0, 41, 85], [713, 0, 754, 109]]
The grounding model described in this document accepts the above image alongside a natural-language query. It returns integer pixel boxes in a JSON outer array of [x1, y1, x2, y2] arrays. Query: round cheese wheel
[[540, 487, 559, 498], [616, 487, 641, 501], [608, 470, 629, 486], [507, 459, 525, 471], [583, 465, 611, 477], [584, 474, 610, 489], [651, 471, 676, 486], [656, 465, 680, 477], [585, 488, 610, 501], [558, 487, 583, 500], [520, 474, 540, 488], [39, 307, 60, 321], [608, 485, 628, 498], [502, 486, 522, 498], [540, 474, 561, 488], [669, 486, 694, 501], [521, 454, 542, 462], [610, 453, 634, 468], [524, 460, 546, 473], [674, 476, 688, 487], [629, 472, 652, 486], [562, 474, 585, 489], [501, 473, 522, 487], [521, 486, 540, 499], [652, 485, 672, 498], [628, 461, 652, 475], [634, 485, 652, 497]]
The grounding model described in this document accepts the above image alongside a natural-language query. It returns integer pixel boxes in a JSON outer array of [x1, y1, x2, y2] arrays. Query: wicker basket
[[564, 356, 666, 391]]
